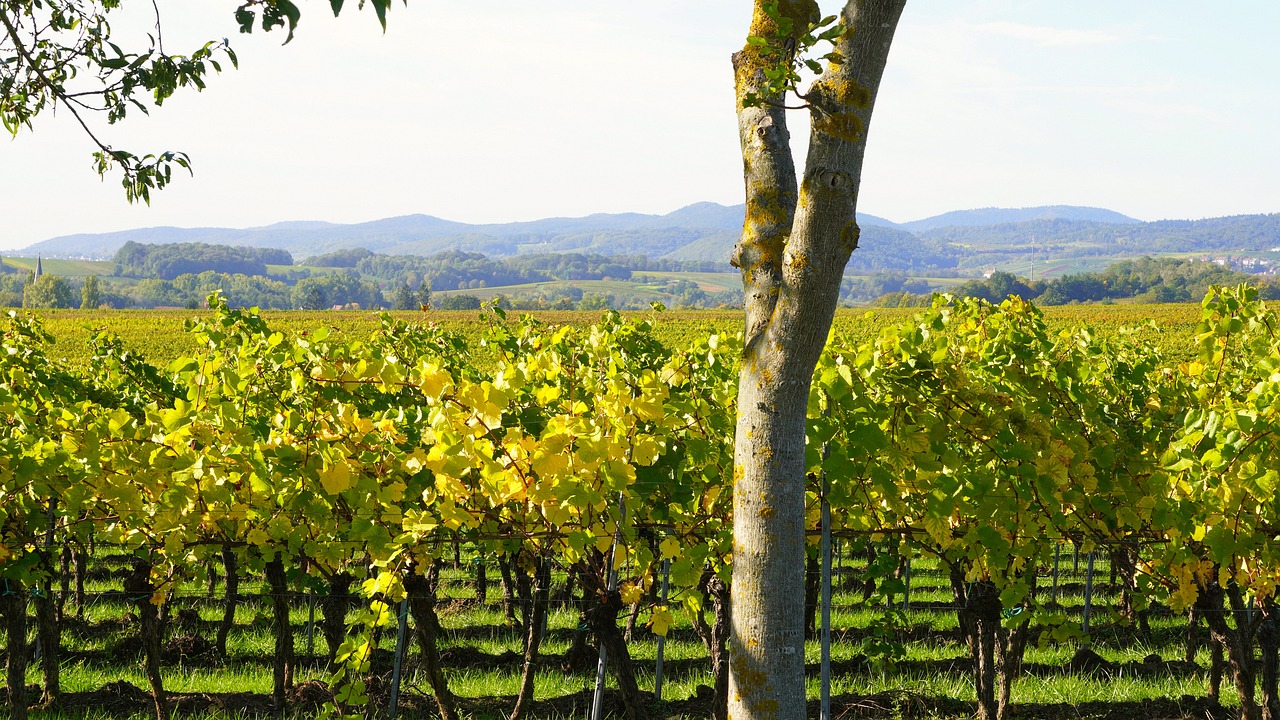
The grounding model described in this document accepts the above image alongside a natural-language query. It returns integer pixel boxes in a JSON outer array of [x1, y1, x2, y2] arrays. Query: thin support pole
[[591, 493, 626, 720], [820, 442, 832, 720], [1082, 552, 1096, 645], [654, 556, 671, 701], [901, 553, 911, 612], [1052, 543, 1060, 604], [387, 596, 410, 720]]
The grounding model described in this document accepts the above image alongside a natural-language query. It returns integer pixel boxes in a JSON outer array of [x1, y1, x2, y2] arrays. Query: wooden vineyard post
[[591, 493, 626, 720]]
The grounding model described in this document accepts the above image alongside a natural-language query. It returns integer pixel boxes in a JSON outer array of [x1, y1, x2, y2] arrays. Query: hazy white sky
[[3, 1, 1278, 251]]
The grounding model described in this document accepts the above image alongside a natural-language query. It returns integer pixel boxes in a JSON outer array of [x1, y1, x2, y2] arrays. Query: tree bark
[[1197, 580, 1259, 720], [405, 563, 458, 720], [321, 571, 355, 667], [473, 554, 488, 606], [34, 577, 59, 704], [585, 584, 646, 720], [803, 550, 820, 639], [498, 552, 518, 624], [72, 542, 87, 622], [951, 572, 1000, 720], [215, 547, 238, 657], [264, 554, 294, 710], [124, 562, 169, 720], [690, 570, 731, 720], [1259, 599, 1279, 720], [728, 3, 905, 719], [508, 557, 549, 720], [57, 543, 71, 626], [3, 581, 28, 720]]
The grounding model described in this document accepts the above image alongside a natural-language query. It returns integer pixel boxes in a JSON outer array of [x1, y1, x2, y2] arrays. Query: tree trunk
[[804, 550, 820, 639], [515, 556, 532, 636], [34, 576, 59, 703], [405, 563, 458, 720], [1260, 599, 1279, 720], [727, 2, 905, 718], [206, 558, 219, 598], [473, 554, 487, 606], [124, 562, 169, 720], [690, 571, 732, 720], [73, 543, 87, 622], [57, 544, 71, 626], [321, 571, 355, 667], [952, 575, 1001, 720], [585, 583, 646, 720], [498, 552, 518, 624], [215, 547, 238, 657], [564, 571, 597, 673], [1210, 637, 1224, 703], [1186, 607, 1200, 665], [508, 557, 550, 720], [3, 582, 28, 720], [264, 554, 294, 710], [1198, 580, 1259, 720]]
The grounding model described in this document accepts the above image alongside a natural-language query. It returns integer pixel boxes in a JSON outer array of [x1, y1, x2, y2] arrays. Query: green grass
[[21, 553, 1234, 720]]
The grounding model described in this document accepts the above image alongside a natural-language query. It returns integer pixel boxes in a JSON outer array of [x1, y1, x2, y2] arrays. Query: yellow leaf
[[418, 363, 450, 399], [650, 606, 673, 637], [632, 393, 664, 422], [620, 583, 643, 605], [535, 385, 561, 405], [659, 537, 681, 560], [320, 460, 353, 495], [633, 435, 660, 467], [246, 527, 270, 547]]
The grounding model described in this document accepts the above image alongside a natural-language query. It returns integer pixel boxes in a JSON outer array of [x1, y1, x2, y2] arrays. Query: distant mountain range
[[19, 203, 1280, 274]]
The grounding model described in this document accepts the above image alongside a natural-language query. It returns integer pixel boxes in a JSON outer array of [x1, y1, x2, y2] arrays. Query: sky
[[2, 1, 1278, 251]]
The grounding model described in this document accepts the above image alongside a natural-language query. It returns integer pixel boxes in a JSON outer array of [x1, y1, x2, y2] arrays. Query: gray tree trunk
[[728, 2, 905, 719]]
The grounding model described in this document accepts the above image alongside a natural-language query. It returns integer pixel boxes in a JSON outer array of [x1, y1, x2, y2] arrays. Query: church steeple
[[35, 256, 42, 278]]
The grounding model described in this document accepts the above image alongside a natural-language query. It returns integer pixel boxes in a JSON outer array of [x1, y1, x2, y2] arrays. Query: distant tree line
[[113, 241, 294, 280], [938, 258, 1280, 306], [920, 214, 1280, 254]]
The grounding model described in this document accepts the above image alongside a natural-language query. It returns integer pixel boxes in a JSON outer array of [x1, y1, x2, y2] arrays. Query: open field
[[19, 303, 1202, 369]]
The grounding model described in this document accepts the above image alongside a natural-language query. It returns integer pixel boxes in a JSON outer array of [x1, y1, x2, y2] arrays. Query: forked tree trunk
[[405, 563, 458, 720], [3, 581, 28, 720], [728, 3, 905, 719]]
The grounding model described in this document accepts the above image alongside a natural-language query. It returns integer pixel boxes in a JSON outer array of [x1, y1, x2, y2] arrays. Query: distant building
[[35, 256, 43, 278]]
